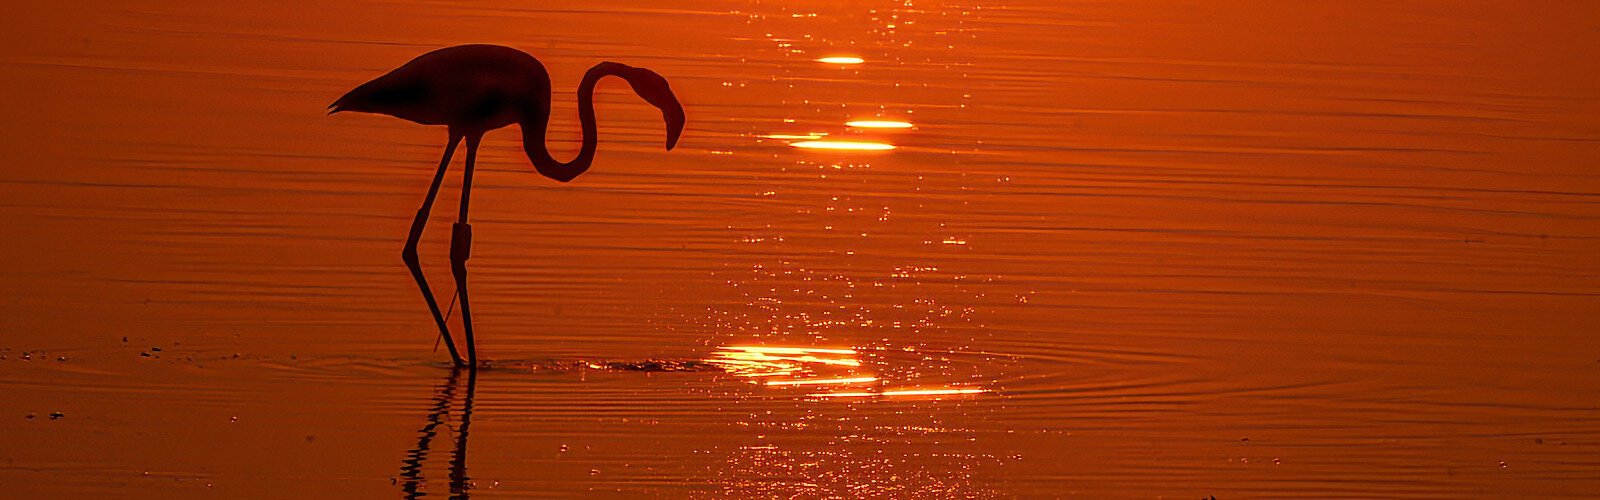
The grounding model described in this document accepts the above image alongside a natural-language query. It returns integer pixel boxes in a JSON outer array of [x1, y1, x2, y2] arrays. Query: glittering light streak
[[766, 376, 880, 386], [790, 141, 895, 151], [845, 120, 913, 129], [723, 346, 857, 355], [706, 345, 867, 378], [816, 56, 865, 65], [811, 388, 987, 398]]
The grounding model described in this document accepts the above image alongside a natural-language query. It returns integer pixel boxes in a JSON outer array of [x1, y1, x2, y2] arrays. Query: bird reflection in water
[[400, 368, 477, 499]]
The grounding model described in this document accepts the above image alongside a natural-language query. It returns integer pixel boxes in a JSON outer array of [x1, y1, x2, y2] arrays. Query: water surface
[[2, 0, 1599, 497]]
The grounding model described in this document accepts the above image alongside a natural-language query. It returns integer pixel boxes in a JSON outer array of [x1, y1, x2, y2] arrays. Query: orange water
[[2, 1, 1598, 497]]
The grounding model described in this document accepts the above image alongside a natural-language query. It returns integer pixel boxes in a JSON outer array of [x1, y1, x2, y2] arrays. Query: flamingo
[[329, 44, 685, 369]]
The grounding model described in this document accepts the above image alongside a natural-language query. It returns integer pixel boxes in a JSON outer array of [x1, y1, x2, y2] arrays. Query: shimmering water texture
[[706, 345, 987, 398], [2, 0, 1599, 498]]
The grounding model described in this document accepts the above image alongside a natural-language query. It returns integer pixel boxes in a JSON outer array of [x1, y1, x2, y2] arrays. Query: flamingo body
[[332, 45, 548, 133], [329, 44, 685, 368]]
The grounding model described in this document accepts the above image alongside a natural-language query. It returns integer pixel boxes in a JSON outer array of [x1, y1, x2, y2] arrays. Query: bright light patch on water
[[816, 56, 865, 64], [765, 376, 879, 386], [845, 120, 913, 129], [790, 141, 896, 151], [707, 346, 864, 378], [723, 346, 857, 355], [811, 388, 987, 398], [762, 133, 828, 140], [706, 345, 988, 399], [707, 345, 870, 386]]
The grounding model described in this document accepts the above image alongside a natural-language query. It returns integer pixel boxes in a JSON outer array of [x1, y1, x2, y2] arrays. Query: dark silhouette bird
[[330, 44, 685, 369]]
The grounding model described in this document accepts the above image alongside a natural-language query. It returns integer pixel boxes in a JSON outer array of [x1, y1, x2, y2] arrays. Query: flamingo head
[[621, 66, 685, 150]]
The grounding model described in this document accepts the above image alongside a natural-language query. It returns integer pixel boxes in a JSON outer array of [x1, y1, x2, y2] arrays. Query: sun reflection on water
[[703, 1, 1004, 496], [845, 120, 914, 129], [765, 376, 880, 386], [760, 132, 828, 140], [707, 346, 865, 378], [812, 387, 986, 398], [815, 56, 865, 65], [706, 345, 987, 398], [789, 140, 896, 151]]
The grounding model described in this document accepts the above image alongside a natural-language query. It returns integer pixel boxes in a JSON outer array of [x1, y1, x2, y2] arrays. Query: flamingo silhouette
[[330, 44, 685, 368]]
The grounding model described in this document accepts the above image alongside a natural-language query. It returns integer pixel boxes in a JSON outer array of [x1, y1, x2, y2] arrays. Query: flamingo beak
[[664, 102, 684, 150], [622, 67, 686, 151]]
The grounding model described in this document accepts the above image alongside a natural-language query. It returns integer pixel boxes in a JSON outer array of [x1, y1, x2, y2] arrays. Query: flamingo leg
[[403, 134, 465, 366], [450, 134, 482, 369]]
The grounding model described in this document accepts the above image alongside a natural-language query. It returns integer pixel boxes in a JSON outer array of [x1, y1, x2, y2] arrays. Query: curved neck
[[521, 63, 629, 182]]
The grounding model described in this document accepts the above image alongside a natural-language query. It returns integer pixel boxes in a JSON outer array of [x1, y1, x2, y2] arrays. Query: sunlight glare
[[816, 56, 865, 65], [766, 376, 880, 386], [811, 387, 987, 398], [790, 141, 896, 151], [845, 120, 914, 129]]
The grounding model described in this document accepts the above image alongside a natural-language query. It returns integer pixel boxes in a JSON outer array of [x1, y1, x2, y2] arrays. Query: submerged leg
[[450, 134, 482, 369], [403, 134, 464, 366]]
